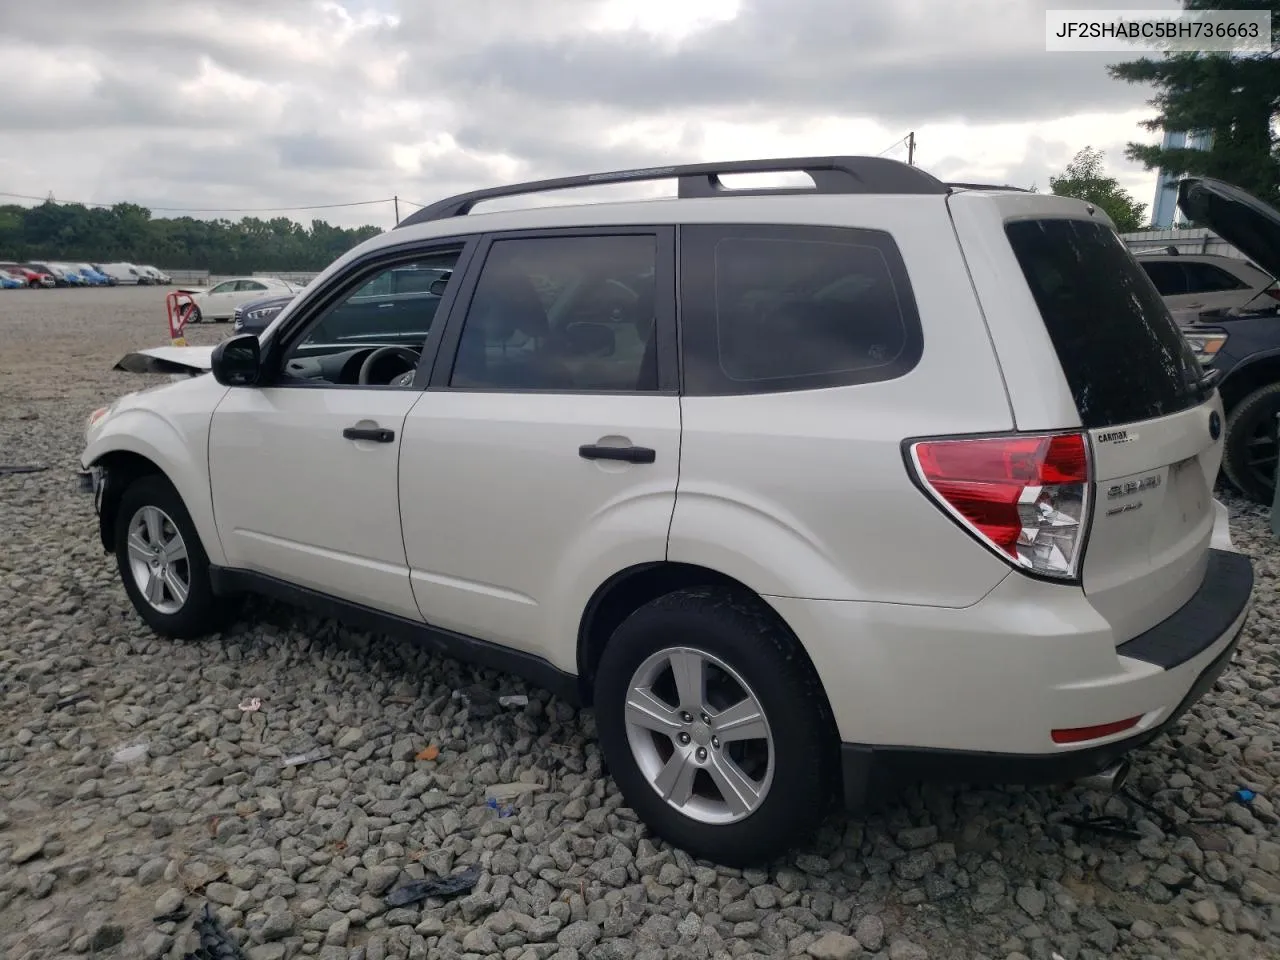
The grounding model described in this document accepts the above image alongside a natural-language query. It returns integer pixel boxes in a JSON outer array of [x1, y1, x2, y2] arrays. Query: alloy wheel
[[623, 646, 775, 825], [125, 505, 190, 615]]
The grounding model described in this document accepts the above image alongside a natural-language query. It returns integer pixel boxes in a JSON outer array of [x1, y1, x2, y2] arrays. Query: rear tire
[[594, 587, 834, 866], [114, 475, 228, 639], [1222, 382, 1280, 504]]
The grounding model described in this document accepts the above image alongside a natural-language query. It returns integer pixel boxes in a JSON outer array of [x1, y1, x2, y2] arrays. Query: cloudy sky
[[0, 0, 1186, 230]]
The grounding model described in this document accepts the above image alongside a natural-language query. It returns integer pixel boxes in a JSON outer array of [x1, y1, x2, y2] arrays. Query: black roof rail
[[945, 182, 1031, 192], [396, 155, 950, 228]]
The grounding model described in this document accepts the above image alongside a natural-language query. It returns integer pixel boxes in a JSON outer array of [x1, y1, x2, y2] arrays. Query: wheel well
[[93, 451, 163, 552], [1220, 356, 1280, 412], [575, 562, 831, 714]]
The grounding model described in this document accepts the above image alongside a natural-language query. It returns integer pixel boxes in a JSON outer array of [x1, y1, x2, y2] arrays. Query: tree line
[[0, 201, 383, 273]]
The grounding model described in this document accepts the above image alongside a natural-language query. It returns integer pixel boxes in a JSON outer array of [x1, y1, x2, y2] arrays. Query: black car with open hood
[[1174, 176, 1280, 503]]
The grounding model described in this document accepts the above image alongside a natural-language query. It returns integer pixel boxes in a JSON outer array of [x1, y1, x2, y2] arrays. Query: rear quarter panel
[[668, 196, 1017, 605]]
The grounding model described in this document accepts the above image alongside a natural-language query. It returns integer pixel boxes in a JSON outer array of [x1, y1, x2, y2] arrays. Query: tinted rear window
[[679, 223, 922, 395], [1005, 218, 1204, 429]]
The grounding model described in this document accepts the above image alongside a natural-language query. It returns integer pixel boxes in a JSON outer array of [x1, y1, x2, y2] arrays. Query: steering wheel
[[358, 345, 420, 385]]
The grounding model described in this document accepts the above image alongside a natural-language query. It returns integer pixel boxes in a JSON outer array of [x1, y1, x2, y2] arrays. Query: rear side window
[[1181, 261, 1248, 293], [1006, 218, 1204, 429], [679, 224, 922, 395]]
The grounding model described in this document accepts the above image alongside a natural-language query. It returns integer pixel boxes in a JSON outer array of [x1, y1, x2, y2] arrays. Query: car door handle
[[579, 444, 656, 464], [378, 302, 395, 309], [343, 426, 395, 443]]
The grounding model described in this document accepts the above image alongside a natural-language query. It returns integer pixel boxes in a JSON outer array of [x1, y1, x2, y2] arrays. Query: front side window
[[448, 235, 659, 392], [1139, 260, 1187, 296], [276, 249, 462, 387], [209, 281, 237, 295]]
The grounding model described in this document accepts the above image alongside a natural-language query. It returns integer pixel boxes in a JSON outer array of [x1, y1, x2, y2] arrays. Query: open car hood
[[1177, 177, 1280, 279], [114, 345, 215, 376]]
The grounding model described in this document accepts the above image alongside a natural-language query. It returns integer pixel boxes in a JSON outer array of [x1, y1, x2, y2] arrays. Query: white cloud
[[0, 0, 1178, 230]]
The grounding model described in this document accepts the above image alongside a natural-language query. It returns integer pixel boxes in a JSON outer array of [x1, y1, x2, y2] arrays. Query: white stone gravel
[[1, 286, 1279, 960]]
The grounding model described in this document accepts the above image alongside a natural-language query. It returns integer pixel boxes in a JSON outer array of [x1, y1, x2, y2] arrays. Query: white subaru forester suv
[[80, 157, 1254, 866]]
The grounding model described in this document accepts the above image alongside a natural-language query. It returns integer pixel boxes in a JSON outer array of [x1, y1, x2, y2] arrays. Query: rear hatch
[[1003, 215, 1222, 642]]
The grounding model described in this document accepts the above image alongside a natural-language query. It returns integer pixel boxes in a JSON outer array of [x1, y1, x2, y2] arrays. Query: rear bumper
[[826, 547, 1252, 810], [838, 611, 1245, 810]]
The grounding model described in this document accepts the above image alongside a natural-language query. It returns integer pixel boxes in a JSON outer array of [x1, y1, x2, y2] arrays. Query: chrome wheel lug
[[696, 747, 707, 762], [680, 711, 692, 723], [678, 732, 691, 745], [711, 736, 720, 749]]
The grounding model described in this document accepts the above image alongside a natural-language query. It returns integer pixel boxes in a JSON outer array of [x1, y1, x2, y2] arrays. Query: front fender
[[82, 407, 225, 567]]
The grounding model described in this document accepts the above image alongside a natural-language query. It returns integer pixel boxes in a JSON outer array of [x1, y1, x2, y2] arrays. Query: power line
[[0, 190, 397, 214], [875, 134, 911, 158]]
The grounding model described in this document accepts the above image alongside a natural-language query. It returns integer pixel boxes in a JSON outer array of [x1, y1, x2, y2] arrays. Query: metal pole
[[394, 196, 400, 225], [907, 132, 915, 166]]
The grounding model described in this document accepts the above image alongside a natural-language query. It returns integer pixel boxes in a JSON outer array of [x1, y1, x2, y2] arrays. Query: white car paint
[[399, 391, 681, 668], [97, 263, 146, 285], [138, 265, 172, 284], [183, 277, 296, 322], [81, 167, 1252, 850], [83, 372, 231, 568], [208, 387, 425, 620]]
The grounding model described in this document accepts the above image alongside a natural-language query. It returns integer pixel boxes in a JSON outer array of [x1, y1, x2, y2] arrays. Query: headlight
[[246, 306, 283, 321], [1184, 331, 1227, 365], [87, 406, 109, 429]]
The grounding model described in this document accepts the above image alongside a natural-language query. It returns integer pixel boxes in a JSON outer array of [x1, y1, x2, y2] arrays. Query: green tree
[[1108, 0, 1280, 203], [0, 201, 383, 272], [1049, 147, 1149, 231]]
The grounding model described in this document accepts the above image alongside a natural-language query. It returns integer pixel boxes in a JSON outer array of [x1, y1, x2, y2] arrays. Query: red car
[[0, 264, 55, 288]]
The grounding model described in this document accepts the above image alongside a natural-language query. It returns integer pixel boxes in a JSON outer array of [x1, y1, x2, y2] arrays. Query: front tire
[[1222, 382, 1280, 504], [188, 306, 202, 324], [114, 475, 225, 639], [594, 587, 834, 866]]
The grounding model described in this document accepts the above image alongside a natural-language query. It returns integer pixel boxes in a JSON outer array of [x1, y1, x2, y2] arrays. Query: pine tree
[[1108, 0, 1280, 203]]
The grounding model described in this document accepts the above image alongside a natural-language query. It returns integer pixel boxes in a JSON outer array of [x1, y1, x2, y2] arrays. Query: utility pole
[[394, 195, 400, 225], [907, 132, 915, 166]]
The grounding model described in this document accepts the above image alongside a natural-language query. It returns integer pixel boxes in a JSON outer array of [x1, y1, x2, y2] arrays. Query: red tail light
[[1265, 286, 1280, 301], [909, 433, 1091, 579]]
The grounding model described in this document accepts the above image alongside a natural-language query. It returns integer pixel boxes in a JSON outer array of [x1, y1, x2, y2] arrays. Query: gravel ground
[[1, 286, 1279, 960]]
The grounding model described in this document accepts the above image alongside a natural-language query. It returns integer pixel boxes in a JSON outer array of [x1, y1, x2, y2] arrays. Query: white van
[[97, 263, 145, 285]]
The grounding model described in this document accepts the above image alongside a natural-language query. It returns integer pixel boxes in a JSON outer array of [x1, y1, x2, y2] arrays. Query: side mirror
[[428, 278, 449, 296], [211, 334, 262, 386]]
